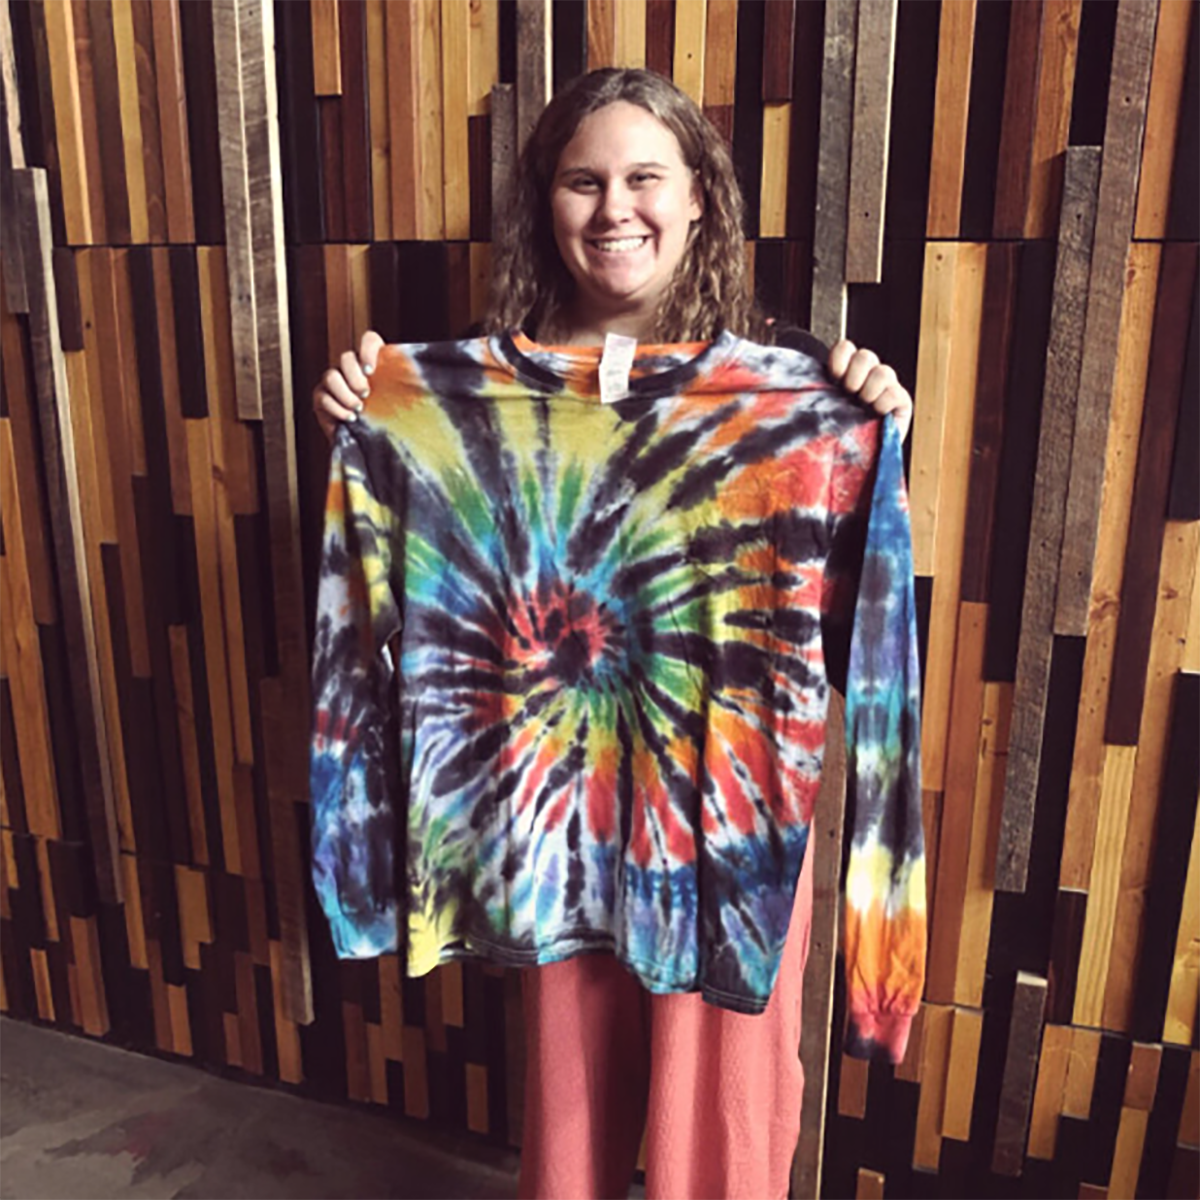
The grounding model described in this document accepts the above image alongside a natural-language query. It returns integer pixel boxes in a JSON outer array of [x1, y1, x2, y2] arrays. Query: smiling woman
[[549, 101, 704, 342]]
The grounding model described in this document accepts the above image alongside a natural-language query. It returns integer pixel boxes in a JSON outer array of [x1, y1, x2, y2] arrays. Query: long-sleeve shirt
[[308, 329, 926, 1063]]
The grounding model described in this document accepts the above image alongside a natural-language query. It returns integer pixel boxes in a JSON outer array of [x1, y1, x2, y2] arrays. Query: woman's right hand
[[312, 330, 385, 441]]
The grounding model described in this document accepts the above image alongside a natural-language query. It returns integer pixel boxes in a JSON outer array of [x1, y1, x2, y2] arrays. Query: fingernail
[[355, 402, 365, 412], [347, 412, 357, 422], [363, 363, 374, 376], [359, 388, 370, 400]]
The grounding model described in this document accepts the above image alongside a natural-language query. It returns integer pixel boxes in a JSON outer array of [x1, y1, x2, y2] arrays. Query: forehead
[[556, 101, 687, 170]]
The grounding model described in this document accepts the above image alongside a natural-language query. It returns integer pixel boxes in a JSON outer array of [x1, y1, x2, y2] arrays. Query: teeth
[[592, 236, 648, 252]]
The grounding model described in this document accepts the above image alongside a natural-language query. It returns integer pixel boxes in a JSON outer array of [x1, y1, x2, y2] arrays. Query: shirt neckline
[[489, 327, 743, 400]]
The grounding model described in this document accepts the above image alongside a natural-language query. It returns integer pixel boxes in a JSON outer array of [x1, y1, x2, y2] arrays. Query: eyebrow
[[557, 161, 672, 177]]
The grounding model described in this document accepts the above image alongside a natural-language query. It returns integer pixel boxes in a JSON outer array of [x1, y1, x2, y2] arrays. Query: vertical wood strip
[[926, 0, 975, 238]]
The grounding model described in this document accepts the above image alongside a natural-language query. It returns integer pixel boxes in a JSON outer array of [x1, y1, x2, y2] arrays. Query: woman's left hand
[[828, 339, 913, 444]]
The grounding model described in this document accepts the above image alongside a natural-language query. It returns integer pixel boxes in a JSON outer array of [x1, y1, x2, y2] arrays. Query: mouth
[[586, 235, 651, 254]]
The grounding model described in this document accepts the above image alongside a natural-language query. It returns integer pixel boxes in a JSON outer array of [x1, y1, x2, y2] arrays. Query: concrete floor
[[0, 1017, 524, 1199]]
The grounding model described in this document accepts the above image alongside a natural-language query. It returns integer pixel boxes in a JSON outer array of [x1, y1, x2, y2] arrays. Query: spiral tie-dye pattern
[[309, 331, 926, 1063]]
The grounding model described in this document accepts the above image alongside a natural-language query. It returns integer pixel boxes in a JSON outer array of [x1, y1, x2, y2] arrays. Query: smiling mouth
[[588, 235, 651, 253]]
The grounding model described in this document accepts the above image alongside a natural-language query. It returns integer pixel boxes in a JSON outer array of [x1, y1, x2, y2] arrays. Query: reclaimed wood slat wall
[[1, 2, 1197, 1197]]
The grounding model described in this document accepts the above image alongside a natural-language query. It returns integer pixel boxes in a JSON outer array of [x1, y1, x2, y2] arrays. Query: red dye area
[[506, 578, 618, 688]]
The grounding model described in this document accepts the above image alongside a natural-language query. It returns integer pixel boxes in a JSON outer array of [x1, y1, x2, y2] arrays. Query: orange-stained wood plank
[[0, 425, 62, 840], [856, 1169, 885, 1200], [921, 244, 986, 794], [43, 0, 93, 243], [1124, 1043, 1162, 1111], [70, 914, 111, 1035], [269, 940, 304, 1085], [1104, 524, 1200, 1029], [956, 682, 1012, 1007], [150, 0, 195, 242], [175, 863, 213, 971], [120, 852, 148, 969], [912, 1003, 953, 1170], [927, 601, 988, 1002], [235, 950, 263, 1075], [111, 0, 149, 243], [1164, 797, 1200, 1046], [30, 947, 55, 1021], [184, 419, 242, 876], [1134, 0, 1194, 238], [942, 1007, 983, 1141], [366, 0, 391, 239], [311, 0, 343, 95], [759, 102, 791, 239], [72, 0, 110, 243], [387, 0, 420, 239], [1107, 1106, 1150, 1199], [167, 982, 193, 1057], [441, 0, 470, 240], [1028, 1023, 1073, 1159], [1073, 744, 1139, 1027], [1025, 0, 1082, 238], [926, 0, 974, 237], [467, 0, 499, 117], [442, 960, 465, 1027], [1063, 1027, 1101, 1118]]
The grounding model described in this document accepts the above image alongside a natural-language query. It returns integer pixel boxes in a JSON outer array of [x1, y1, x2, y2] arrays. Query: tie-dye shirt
[[309, 330, 926, 1063]]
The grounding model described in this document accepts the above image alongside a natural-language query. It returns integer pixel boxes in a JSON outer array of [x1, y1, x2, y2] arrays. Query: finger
[[827, 338, 856, 381], [322, 367, 365, 412], [340, 350, 371, 400], [842, 348, 881, 395], [859, 365, 899, 405], [359, 330, 385, 376]]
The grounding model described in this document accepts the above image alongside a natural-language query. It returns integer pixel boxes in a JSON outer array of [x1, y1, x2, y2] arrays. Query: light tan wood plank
[[759, 102, 791, 238], [1164, 795, 1200, 1046], [673, 0, 707, 106], [416, 0, 444, 239], [1063, 1027, 1101, 1118], [442, 0, 470, 239], [111, 0, 149, 243], [1107, 1106, 1149, 1199], [43, 0, 93, 243], [912, 1003, 953, 1170], [467, 0, 499, 117]]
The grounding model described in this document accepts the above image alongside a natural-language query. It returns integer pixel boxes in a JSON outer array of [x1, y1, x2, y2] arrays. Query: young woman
[[312, 68, 914, 1200]]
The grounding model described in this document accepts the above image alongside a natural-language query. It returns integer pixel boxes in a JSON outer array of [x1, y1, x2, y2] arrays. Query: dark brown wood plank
[[317, 97, 346, 242], [1104, 243, 1197, 745], [87, 0, 132, 245], [762, 0, 796, 102], [992, 0, 1043, 237], [1055, 0, 1157, 636], [177, 0, 225, 245], [338, 0, 372, 243], [960, 241, 1017, 602], [992, 971, 1048, 1175], [1167, 264, 1199, 521], [52, 247, 82, 351], [644, 0, 674, 79], [996, 146, 1100, 893]]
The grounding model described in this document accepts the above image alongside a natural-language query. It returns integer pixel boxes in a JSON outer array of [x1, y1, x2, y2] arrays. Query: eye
[[631, 172, 660, 185], [569, 176, 599, 191]]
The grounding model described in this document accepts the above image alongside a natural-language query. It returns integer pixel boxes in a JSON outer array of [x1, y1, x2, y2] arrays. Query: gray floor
[[0, 1017, 524, 1199]]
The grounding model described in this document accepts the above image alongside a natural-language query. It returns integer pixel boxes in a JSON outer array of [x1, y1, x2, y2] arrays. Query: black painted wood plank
[[552, 0, 587, 93], [169, 247, 208, 419], [959, 0, 1010, 241], [1167, 266, 1199, 520], [177, 0, 225, 245]]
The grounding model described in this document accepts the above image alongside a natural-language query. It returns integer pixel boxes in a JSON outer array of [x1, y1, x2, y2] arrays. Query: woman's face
[[550, 100, 703, 330]]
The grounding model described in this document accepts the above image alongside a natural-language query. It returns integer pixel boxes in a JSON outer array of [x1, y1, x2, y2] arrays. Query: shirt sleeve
[[822, 414, 926, 1065], [309, 425, 405, 959]]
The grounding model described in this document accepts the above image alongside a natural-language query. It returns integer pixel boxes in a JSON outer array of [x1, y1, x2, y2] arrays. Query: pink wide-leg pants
[[517, 845, 815, 1200]]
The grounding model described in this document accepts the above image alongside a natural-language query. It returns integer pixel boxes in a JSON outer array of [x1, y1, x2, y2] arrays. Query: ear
[[689, 177, 704, 222]]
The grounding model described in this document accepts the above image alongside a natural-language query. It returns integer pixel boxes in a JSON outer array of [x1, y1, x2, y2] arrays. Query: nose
[[594, 180, 634, 227]]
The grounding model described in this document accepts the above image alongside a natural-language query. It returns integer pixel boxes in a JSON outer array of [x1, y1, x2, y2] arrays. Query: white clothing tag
[[598, 332, 638, 404]]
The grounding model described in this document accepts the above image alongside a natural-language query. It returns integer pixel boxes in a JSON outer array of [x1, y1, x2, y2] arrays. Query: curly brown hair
[[483, 68, 772, 345]]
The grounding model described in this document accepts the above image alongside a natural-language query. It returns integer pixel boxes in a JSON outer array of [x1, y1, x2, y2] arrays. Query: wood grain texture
[[311, 0, 342, 96], [926, 0, 975, 238], [759, 102, 790, 239], [809, 0, 856, 348], [942, 1007, 983, 1141], [42, 0, 91, 244], [149, 0, 194, 243], [365, 0, 390, 240], [441, 0, 470, 240], [1058, 242, 1159, 893], [14, 170, 118, 900], [845, 0, 896, 283], [516, 0, 550, 157], [1104, 243, 1197, 746], [702, 0, 735, 110], [992, 0, 1043, 237], [993, 972, 1048, 1176], [339, 0, 373, 242], [762, 0, 795, 103], [1028, 1022, 1073, 1159], [997, 147, 1101, 895], [1055, 0, 1157, 637], [672, 0, 706, 108]]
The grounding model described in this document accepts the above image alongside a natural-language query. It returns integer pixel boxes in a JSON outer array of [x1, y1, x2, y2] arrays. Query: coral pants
[[517, 846, 815, 1200]]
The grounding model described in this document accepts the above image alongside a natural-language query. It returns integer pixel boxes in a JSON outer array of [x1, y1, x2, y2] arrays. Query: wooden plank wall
[[1, 2, 1198, 1196]]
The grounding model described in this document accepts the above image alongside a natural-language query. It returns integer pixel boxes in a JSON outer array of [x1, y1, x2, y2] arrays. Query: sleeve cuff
[[845, 1008, 915, 1065]]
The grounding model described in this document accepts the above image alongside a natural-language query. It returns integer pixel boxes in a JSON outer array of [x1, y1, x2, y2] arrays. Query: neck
[[542, 297, 659, 346]]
